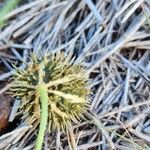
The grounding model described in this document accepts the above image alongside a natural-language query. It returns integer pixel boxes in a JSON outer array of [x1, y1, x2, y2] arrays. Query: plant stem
[[0, 0, 20, 27], [35, 85, 48, 150]]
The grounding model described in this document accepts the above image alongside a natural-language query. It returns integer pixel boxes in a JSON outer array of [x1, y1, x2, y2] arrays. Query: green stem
[[0, 0, 20, 27], [35, 85, 48, 150]]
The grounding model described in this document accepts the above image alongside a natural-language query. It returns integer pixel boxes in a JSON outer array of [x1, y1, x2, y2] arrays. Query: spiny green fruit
[[9, 52, 89, 150]]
